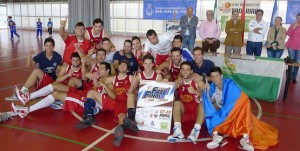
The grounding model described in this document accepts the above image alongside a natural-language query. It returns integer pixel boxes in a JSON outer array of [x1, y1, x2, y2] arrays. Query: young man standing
[[7, 16, 20, 39], [47, 18, 53, 35], [36, 18, 43, 37]]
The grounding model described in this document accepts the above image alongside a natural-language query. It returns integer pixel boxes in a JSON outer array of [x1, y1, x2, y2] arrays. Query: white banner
[[217, 0, 261, 32]]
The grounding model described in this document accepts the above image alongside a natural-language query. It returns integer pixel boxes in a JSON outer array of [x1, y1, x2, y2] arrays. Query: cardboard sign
[[135, 81, 175, 134]]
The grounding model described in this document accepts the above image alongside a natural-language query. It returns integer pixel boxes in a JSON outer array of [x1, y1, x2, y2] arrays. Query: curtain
[[68, 0, 111, 35]]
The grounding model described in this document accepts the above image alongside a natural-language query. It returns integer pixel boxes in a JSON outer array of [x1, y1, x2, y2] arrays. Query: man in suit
[[180, 7, 199, 51], [224, 10, 244, 54]]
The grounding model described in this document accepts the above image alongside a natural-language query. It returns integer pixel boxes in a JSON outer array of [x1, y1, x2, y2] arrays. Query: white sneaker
[[167, 127, 185, 143], [14, 85, 30, 105], [11, 103, 29, 118], [187, 128, 200, 144], [50, 101, 64, 110], [239, 134, 254, 151], [4, 94, 18, 101], [207, 131, 228, 149], [0, 112, 12, 122]]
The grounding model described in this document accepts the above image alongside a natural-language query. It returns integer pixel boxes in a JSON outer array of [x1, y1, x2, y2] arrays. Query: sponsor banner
[[136, 81, 175, 134], [143, 0, 197, 20], [286, 0, 300, 24], [217, 0, 261, 32]]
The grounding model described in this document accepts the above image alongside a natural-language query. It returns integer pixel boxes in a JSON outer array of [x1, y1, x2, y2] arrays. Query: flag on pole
[[213, 0, 217, 23], [270, 0, 278, 27], [241, 0, 246, 43]]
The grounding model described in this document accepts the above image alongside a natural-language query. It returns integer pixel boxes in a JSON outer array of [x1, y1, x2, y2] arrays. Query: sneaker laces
[[191, 128, 200, 137]]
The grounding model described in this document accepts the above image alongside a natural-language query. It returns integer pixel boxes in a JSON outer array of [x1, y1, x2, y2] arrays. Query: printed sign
[[135, 81, 175, 134]]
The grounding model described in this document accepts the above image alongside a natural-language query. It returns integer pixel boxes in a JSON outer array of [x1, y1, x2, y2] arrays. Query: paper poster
[[136, 81, 175, 134]]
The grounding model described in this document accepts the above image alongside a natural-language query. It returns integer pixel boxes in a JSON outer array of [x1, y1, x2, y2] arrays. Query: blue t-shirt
[[37, 21, 42, 29], [191, 59, 215, 75], [33, 51, 62, 79], [182, 47, 193, 62], [113, 51, 139, 75], [47, 21, 53, 27], [8, 20, 16, 30]]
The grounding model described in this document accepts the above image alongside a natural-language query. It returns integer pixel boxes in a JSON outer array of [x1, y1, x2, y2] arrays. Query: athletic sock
[[29, 94, 55, 112], [30, 84, 54, 100]]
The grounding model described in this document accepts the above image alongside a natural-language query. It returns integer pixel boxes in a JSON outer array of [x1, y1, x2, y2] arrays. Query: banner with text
[[136, 81, 175, 134], [286, 0, 300, 24], [143, 0, 197, 20], [217, 0, 261, 32]]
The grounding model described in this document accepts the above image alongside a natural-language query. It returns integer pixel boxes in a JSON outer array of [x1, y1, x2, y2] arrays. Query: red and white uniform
[[139, 71, 159, 86], [144, 33, 174, 66], [177, 80, 201, 122], [35, 73, 54, 90], [62, 65, 83, 85], [86, 27, 103, 46], [101, 75, 131, 121], [169, 62, 180, 82], [82, 63, 100, 90], [63, 34, 92, 65], [63, 78, 106, 112]]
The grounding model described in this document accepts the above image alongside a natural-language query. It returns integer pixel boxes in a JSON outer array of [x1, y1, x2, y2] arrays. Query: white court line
[[0, 83, 24, 91], [82, 127, 116, 151], [252, 98, 263, 119], [0, 57, 27, 63], [0, 66, 26, 73], [71, 98, 263, 149]]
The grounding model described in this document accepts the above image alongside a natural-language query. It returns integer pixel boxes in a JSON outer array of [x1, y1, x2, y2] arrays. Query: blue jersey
[[182, 47, 193, 62], [191, 59, 215, 75], [47, 21, 53, 27], [33, 51, 62, 79], [8, 20, 16, 30], [113, 52, 139, 75], [37, 21, 42, 29]]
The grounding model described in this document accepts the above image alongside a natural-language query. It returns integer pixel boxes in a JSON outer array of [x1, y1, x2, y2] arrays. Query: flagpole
[[241, 0, 246, 44]]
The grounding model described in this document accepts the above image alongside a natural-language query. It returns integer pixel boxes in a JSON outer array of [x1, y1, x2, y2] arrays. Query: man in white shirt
[[143, 29, 174, 66], [246, 9, 268, 56]]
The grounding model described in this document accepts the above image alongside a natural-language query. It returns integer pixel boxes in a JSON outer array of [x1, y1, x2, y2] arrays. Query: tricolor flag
[[270, 0, 278, 27]]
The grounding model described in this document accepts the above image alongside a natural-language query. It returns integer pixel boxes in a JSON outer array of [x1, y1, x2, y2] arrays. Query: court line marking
[[0, 83, 24, 91], [0, 57, 27, 63], [0, 66, 26, 73], [0, 124, 104, 151], [71, 97, 263, 148], [82, 127, 116, 151]]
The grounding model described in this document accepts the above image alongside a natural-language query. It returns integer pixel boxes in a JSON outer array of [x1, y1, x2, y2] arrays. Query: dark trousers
[[48, 28, 52, 34], [202, 39, 218, 52]]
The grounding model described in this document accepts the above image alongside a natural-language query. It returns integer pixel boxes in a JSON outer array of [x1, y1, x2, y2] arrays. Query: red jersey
[[63, 34, 91, 65], [113, 75, 131, 102], [139, 71, 158, 86], [177, 80, 200, 103], [169, 62, 180, 82], [86, 27, 103, 46], [134, 49, 150, 71], [90, 63, 100, 73], [62, 65, 83, 85]]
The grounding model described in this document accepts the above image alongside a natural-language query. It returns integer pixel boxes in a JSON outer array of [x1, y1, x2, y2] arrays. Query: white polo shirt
[[144, 33, 174, 57], [248, 19, 268, 42]]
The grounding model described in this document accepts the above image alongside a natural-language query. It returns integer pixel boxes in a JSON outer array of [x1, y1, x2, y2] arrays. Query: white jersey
[[144, 33, 174, 57], [211, 87, 223, 108], [105, 51, 116, 64]]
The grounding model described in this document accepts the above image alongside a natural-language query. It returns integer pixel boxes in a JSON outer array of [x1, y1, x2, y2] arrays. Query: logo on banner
[[142, 86, 170, 102], [145, 2, 153, 17], [289, 4, 300, 20]]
